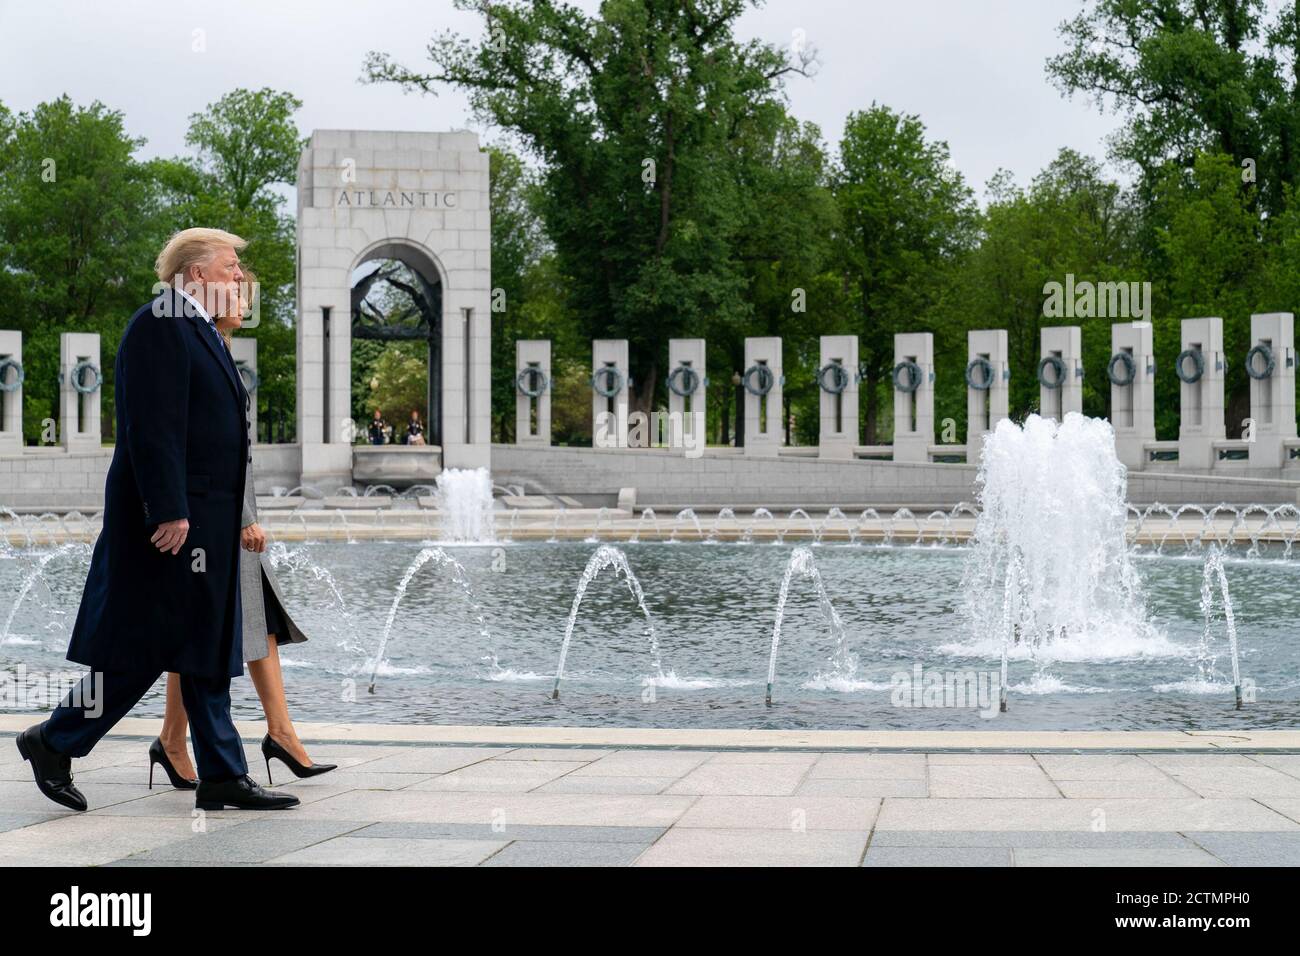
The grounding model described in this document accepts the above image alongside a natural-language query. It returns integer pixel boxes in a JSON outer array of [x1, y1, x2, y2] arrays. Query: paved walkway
[[3, 722, 1300, 866]]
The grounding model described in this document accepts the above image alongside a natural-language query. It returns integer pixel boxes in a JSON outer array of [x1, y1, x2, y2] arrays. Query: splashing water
[[670, 508, 702, 542], [782, 509, 813, 545], [1197, 544, 1244, 708], [366, 547, 490, 692], [433, 467, 496, 543], [997, 546, 1023, 712], [709, 507, 736, 542], [746, 508, 775, 545], [266, 542, 361, 652], [815, 508, 846, 545], [765, 546, 851, 704], [551, 545, 662, 699], [850, 508, 881, 546], [630, 508, 659, 543], [890, 508, 920, 546], [585, 507, 611, 543], [961, 413, 1162, 662], [1, 542, 94, 644]]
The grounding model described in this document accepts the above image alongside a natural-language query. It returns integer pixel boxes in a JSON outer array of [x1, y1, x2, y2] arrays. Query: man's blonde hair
[[154, 228, 246, 285]]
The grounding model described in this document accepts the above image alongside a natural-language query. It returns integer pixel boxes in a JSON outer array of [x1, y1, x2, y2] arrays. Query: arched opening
[[350, 241, 443, 448]]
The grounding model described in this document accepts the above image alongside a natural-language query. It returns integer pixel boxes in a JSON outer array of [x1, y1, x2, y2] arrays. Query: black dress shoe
[[262, 734, 337, 785], [195, 774, 300, 811], [148, 738, 198, 790], [16, 724, 87, 812]]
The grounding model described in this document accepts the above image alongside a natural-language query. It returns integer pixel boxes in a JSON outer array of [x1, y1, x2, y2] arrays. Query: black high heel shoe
[[261, 735, 336, 785], [148, 738, 198, 790]]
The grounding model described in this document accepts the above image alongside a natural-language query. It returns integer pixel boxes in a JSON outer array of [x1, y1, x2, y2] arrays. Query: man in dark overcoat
[[17, 228, 298, 812]]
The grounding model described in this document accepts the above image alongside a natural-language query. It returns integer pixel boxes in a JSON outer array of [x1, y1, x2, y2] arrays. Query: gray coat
[[240, 464, 307, 662]]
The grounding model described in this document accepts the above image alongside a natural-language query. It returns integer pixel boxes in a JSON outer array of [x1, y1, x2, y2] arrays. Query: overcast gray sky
[[0, 0, 1121, 198]]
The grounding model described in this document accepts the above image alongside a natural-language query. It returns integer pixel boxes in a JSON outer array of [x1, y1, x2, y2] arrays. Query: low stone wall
[[491, 443, 1300, 508], [251, 443, 303, 495], [1126, 470, 1300, 507], [351, 445, 440, 489], [491, 444, 979, 508], [3, 441, 1300, 510], [0, 448, 113, 511], [0, 444, 301, 510]]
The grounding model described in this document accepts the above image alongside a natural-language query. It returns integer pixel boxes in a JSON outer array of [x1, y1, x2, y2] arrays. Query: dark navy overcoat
[[66, 287, 249, 679]]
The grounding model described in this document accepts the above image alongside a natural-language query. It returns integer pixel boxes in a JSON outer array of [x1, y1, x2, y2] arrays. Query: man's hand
[[241, 523, 266, 553], [150, 518, 189, 555]]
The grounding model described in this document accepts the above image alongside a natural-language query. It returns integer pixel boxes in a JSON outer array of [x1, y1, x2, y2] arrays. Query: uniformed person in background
[[406, 408, 425, 445], [368, 408, 387, 445]]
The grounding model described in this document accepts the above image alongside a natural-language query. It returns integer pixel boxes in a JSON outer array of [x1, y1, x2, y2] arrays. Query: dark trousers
[[42, 669, 248, 782]]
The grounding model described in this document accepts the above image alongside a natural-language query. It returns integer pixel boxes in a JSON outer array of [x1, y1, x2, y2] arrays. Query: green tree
[[717, 110, 837, 446], [487, 145, 584, 441], [1047, 0, 1296, 215], [1148, 151, 1263, 435], [831, 105, 977, 442], [364, 0, 818, 417], [183, 88, 304, 212], [0, 96, 167, 442], [957, 151, 1141, 425], [153, 88, 304, 441], [365, 345, 429, 440]]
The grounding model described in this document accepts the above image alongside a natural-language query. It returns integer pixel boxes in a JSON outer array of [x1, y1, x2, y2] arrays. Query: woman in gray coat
[[150, 272, 335, 788]]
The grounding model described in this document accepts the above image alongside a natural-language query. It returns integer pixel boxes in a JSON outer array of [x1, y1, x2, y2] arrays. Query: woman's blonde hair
[[240, 267, 260, 317], [154, 228, 246, 285]]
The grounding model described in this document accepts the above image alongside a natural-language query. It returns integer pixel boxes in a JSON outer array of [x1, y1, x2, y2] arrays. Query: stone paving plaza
[[2, 719, 1300, 866]]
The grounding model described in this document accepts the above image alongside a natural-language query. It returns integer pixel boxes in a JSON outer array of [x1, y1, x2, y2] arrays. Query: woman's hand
[[241, 523, 267, 553]]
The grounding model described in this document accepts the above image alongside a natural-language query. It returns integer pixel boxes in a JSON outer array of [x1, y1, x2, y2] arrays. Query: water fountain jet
[[962, 413, 1158, 659], [1, 542, 94, 644], [551, 545, 661, 700], [1199, 544, 1244, 710], [366, 547, 489, 693], [433, 467, 496, 543], [765, 547, 848, 706]]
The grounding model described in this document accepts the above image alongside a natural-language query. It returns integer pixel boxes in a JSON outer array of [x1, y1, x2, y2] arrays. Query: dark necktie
[[204, 320, 238, 377]]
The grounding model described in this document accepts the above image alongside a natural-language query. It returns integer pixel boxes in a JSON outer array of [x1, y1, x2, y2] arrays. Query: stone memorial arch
[[296, 130, 491, 490]]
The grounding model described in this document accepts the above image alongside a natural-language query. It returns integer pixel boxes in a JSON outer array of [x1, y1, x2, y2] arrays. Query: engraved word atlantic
[[335, 189, 458, 208]]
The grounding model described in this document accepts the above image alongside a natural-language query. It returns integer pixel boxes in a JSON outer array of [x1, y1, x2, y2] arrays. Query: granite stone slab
[[481, 841, 650, 867], [863, 846, 1013, 867], [635, 827, 869, 867]]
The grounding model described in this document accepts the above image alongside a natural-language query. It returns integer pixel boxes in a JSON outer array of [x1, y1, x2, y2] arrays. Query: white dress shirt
[[175, 285, 216, 327]]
